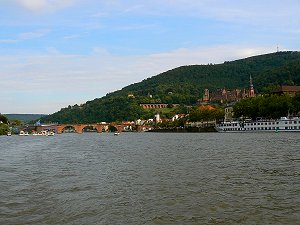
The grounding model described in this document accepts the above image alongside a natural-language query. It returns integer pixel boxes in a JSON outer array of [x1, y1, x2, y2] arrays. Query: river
[[0, 132, 299, 224]]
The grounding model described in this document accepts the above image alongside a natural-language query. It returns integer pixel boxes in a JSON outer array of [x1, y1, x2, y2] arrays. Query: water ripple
[[0, 132, 299, 224]]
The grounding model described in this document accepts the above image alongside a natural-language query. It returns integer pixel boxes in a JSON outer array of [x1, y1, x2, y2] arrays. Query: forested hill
[[41, 51, 300, 123], [5, 114, 45, 123]]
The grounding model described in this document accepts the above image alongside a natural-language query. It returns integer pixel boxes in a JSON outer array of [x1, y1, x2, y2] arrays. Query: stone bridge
[[34, 122, 153, 134], [44, 122, 132, 134], [58, 123, 131, 134]]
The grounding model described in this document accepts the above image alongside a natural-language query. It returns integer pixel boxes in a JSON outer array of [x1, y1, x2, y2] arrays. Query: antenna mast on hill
[[277, 45, 279, 53]]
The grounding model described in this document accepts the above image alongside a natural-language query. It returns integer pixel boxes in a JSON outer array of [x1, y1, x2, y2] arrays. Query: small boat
[[47, 131, 55, 136], [114, 132, 120, 136], [7, 132, 12, 136], [41, 130, 48, 136], [19, 131, 29, 136]]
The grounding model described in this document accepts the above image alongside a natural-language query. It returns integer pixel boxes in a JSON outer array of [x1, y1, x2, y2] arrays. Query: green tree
[[292, 91, 300, 114], [189, 107, 224, 122], [233, 94, 295, 119], [0, 114, 8, 124], [0, 115, 9, 135]]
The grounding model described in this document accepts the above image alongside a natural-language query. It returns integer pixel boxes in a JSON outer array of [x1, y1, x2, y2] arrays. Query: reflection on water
[[0, 133, 299, 224]]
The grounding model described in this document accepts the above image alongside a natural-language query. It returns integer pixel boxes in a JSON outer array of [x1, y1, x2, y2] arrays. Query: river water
[[0, 132, 299, 225]]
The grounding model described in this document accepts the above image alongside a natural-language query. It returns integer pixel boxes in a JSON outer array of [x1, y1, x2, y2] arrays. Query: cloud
[[97, 0, 300, 26], [0, 29, 50, 44], [13, 0, 75, 13], [148, 46, 275, 65], [63, 34, 82, 40], [19, 29, 50, 40], [0, 39, 18, 43]]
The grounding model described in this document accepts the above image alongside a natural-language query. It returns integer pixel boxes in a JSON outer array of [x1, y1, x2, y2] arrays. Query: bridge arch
[[81, 124, 105, 133], [110, 123, 124, 133], [56, 123, 122, 134], [57, 125, 77, 134]]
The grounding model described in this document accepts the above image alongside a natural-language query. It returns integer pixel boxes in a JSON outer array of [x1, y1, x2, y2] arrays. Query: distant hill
[[5, 114, 46, 123], [41, 51, 300, 124]]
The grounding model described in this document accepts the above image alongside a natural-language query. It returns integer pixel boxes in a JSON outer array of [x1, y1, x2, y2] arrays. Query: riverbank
[[148, 126, 217, 132]]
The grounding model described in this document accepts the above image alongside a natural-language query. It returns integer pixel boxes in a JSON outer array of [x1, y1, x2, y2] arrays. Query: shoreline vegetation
[[0, 114, 9, 135]]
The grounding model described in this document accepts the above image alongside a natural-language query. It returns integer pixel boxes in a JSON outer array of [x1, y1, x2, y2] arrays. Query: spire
[[249, 75, 255, 97], [250, 75, 253, 88]]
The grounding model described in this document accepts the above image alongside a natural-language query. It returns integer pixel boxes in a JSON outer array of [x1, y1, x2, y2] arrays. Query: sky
[[1, 0, 300, 114]]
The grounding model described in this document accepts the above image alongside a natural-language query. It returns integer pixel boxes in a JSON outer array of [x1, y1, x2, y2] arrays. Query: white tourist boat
[[216, 117, 300, 132]]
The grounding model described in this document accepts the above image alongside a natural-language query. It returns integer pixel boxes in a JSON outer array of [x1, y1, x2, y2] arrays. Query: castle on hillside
[[202, 76, 256, 104]]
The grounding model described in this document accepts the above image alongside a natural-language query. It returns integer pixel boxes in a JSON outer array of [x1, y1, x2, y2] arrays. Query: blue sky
[[1, 0, 300, 114]]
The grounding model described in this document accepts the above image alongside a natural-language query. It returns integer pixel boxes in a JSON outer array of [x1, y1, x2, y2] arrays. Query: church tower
[[249, 75, 255, 97], [203, 89, 210, 103]]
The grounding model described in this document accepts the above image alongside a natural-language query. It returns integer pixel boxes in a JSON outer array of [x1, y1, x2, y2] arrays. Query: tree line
[[233, 92, 300, 119]]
